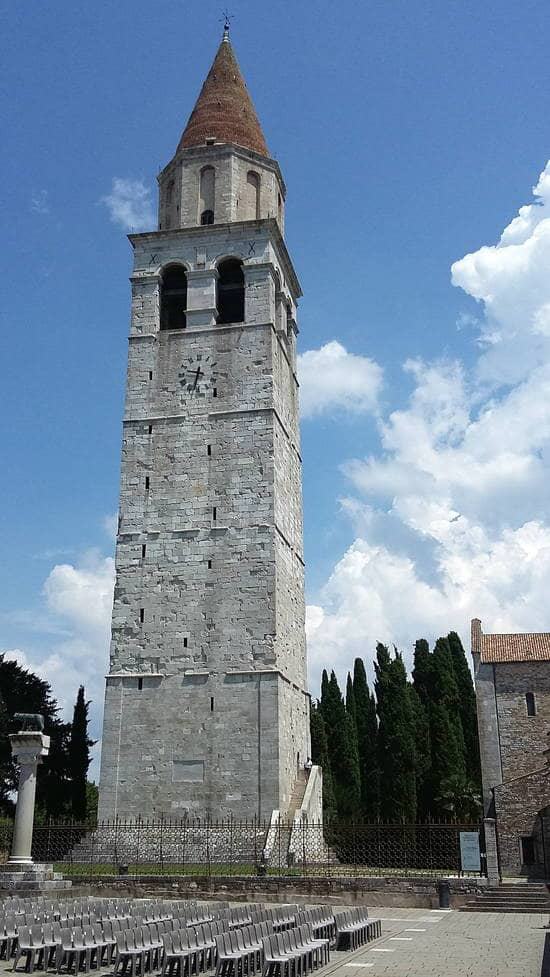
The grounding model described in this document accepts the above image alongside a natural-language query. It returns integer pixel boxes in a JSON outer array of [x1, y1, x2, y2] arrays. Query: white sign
[[460, 831, 481, 872]]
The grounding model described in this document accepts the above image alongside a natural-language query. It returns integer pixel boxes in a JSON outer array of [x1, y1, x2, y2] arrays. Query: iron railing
[[26, 818, 482, 879]]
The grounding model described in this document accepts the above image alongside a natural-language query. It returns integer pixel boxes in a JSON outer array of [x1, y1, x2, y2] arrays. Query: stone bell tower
[[98, 27, 313, 820]]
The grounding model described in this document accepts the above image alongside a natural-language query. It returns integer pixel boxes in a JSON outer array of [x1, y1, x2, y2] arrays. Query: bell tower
[[98, 28, 313, 820]]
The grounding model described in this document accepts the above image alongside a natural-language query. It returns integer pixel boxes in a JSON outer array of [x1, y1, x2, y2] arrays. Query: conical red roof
[[177, 35, 269, 157]]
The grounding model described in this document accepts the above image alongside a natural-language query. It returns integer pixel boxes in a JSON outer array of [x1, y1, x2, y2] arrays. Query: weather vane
[[221, 8, 233, 38]]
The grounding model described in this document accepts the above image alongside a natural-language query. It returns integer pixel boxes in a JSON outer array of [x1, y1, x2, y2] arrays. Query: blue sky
[[3, 0, 550, 761]]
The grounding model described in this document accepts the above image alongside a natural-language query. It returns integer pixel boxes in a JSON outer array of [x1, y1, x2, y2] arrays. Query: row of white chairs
[[333, 909, 381, 950], [261, 925, 330, 977]]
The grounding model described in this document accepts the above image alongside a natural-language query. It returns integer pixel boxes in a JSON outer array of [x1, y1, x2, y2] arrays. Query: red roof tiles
[[473, 618, 550, 663], [177, 37, 269, 157]]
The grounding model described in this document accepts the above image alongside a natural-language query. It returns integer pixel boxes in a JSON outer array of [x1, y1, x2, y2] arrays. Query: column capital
[[9, 732, 50, 765]]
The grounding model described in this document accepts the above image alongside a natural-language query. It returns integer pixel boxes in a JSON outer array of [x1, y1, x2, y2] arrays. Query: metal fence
[[26, 818, 482, 879]]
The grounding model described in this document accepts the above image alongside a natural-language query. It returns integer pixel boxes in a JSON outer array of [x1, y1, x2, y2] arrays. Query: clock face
[[179, 353, 217, 397]]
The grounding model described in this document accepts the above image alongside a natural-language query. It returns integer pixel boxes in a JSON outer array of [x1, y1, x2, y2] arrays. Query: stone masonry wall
[[158, 145, 285, 233], [494, 661, 550, 784], [99, 214, 308, 821]]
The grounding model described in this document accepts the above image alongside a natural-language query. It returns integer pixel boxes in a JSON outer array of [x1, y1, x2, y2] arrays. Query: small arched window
[[160, 265, 187, 330], [199, 166, 215, 225], [217, 258, 244, 325], [246, 171, 260, 220]]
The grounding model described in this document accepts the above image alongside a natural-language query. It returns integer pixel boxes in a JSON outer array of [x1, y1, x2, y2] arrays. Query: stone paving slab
[[1, 906, 547, 977], [331, 907, 549, 977]]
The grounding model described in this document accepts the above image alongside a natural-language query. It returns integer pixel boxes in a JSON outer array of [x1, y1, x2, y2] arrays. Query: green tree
[[429, 637, 467, 816], [412, 640, 433, 817], [409, 684, 431, 820], [69, 686, 95, 822], [310, 703, 337, 821], [375, 645, 416, 821], [320, 670, 361, 820], [0, 691, 12, 814], [447, 631, 480, 784], [0, 655, 71, 818], [352, 658, 379, 820], [86, 782, 99, 823]]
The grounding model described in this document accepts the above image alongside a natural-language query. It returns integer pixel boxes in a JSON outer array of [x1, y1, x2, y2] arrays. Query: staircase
[[461, 882, 550, 913], [286, 772, 308, 821]]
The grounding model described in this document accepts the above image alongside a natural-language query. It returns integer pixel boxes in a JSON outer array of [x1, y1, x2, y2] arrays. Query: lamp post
[[8, 714, 50, 866]]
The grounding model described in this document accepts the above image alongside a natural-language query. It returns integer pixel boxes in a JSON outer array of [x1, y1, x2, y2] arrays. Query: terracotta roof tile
[[480, 632, 550, 663], [177, 36, 268, 157]]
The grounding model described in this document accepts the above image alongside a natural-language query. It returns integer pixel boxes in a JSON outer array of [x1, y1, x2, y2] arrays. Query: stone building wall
[[158, 145, 285, 233], [99, 214, 309, 821]]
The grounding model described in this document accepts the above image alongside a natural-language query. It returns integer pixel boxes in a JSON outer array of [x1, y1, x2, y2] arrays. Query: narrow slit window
[[137, 677, 143, 691], [207, 444, 211, 456], [141, 544, 146, 560], [145, 476, 150, 490], [210, 697, 214, 712], [526, 692, 536, 716], [213, 387, 217, 398], [148, 424, 153, 434], [212, 506, 217, 522], [139, 608, 145, 624], [149, 371, 153, 380], [183, 637, 188, 648], [208, 559, 212, 569]]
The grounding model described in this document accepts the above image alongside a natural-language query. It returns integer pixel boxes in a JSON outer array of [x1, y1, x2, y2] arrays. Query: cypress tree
[[321, 671, 361, 820], [412, 639, 433, 817], [429, 637, 467, 816], [345, 673, 359, 754], [447, 631, 480, 784], [408, 684, 431, 820], [69, 686, 95, 822], [310, 703, 337, 821], [375, 645, 416, 822], [352, 658, 379, 821]]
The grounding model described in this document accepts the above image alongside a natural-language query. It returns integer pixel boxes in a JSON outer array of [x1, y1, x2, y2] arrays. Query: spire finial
[[221, 8, 233, 41]]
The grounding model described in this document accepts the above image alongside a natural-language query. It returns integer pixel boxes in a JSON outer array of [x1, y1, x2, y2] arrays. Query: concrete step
[[461, 883, 550, 912], [462, 903, 550, 913]]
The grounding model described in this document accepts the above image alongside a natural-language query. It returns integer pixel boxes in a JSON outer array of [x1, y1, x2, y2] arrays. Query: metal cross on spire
[[220, 8, 233, 41]]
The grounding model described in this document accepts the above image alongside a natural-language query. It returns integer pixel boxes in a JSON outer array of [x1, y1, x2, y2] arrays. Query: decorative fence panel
[[28, 818, 483, 879]]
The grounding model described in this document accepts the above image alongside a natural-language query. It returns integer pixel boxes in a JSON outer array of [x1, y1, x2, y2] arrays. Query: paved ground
[[1, 906, 548, 977], [329, 907, 549, 977]]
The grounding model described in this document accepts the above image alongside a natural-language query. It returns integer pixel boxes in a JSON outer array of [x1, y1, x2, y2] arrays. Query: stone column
[[483, 817, 500, 886], [9, 730, 50, 866], [186, 269, 218, 328]]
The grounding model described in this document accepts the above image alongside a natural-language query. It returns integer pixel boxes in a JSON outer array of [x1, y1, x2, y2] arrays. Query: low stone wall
[[64, 874, 487, 909]]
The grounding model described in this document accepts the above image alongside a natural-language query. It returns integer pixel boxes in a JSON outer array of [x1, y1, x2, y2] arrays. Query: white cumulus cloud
[[2, 548, 115, 779], [298, 341, 383, 419], [101, 178, 155, 232], [307, 160, 550, 693]]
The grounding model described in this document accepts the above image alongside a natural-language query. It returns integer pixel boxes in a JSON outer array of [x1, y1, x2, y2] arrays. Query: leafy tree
[[69, 686, 96, 822], [409, 684, 431, 820], [0, 655, 71, 818], [352, 658, 379, 821], [447, 631, 480, 784], [310, 703, 337, 820], [86, 782, 99, 823], [434, 774, 482, 821], [428, 637, 467, 815], [320, 671, 361, 820], [412, 640, 433, 817], [0, 691, 13, 814], [375, 645, 416, 822]]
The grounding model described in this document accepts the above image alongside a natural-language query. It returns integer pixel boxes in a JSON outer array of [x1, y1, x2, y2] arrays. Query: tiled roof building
[[472, 618, 550, 877]]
